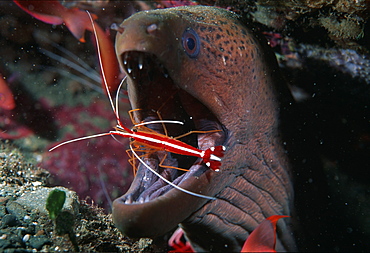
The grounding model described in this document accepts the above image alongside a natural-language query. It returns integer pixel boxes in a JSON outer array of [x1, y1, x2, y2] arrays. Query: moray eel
[[112, 6, 296, 252]]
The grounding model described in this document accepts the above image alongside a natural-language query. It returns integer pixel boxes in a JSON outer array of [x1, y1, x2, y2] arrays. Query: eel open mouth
[[118, 51, 227, 204]]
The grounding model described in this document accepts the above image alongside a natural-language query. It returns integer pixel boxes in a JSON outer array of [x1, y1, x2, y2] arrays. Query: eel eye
[[182, 28, 200, 58]]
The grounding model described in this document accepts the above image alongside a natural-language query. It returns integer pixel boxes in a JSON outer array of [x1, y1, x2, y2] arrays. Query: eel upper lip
[[117, 51, 226, 205]]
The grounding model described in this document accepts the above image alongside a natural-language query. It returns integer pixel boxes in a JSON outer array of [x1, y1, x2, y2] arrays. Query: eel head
[[113, 6, 295, 252]]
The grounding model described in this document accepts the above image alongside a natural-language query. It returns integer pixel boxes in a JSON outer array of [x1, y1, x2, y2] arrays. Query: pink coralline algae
[[155, 0, 198, 8], [40, 99, 133, 210]]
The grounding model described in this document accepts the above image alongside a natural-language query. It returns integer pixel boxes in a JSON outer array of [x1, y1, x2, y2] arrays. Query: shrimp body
[[112, 125, 225, 171]]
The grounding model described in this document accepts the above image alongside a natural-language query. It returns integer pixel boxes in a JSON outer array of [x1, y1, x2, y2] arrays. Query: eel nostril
[[111, 23, 124, 34]]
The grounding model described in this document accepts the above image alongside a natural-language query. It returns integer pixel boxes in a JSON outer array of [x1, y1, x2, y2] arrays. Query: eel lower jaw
[[112, 163, 216, 237], [112, 129, 224, 237], [112, 51, 226, 237]]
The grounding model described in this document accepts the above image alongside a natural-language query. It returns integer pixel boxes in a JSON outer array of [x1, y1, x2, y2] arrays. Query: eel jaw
[[112, 51, 226, 238]]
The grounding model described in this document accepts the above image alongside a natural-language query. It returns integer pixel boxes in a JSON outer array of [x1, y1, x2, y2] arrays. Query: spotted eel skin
[[112, 6, 296, 252]]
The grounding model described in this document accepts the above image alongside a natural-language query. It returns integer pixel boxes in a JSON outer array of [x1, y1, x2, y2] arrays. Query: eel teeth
[[121, 51, 171, 81], [124, 195, 133, 204], [138, 54, 143, 70], [123, 53, 129, 65], [122, 194, 153, 205]]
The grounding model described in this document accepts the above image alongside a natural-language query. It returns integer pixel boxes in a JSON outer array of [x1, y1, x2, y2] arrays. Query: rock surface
[[0, 140, 157, 252]]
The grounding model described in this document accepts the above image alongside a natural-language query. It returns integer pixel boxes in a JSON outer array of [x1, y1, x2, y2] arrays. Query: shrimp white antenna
[[135, 120, 184, 127], [50, 12, 123, 153], [115, 77, 126, 120], [49, 132, 112, 151], [86, 11, 117, 120], [40, 47, 101, 84], [130, 144, 216, 200]]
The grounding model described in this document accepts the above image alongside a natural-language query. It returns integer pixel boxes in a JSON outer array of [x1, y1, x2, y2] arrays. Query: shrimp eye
[[182, 28, 200, 58]]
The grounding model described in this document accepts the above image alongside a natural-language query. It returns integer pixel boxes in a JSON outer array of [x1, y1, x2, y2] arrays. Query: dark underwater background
[[0, 1, 369, 251]]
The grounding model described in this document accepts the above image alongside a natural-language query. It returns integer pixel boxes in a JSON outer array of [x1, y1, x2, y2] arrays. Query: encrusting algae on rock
[[0, 140, 157, 251]]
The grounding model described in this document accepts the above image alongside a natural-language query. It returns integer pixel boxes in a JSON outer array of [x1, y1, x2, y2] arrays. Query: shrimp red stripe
[[112, 126, 224, 163]]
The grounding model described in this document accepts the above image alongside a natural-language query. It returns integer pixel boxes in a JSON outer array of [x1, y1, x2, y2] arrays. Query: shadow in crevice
[[281, 58, 370, 251], [9, 78, 59, 141]]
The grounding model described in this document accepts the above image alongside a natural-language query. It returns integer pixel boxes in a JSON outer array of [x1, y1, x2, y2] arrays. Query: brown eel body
[[112, 6, 296, 252]]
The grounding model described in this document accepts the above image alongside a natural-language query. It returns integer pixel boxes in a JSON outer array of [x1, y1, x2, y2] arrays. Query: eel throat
[[112, 6, 296, 252]]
